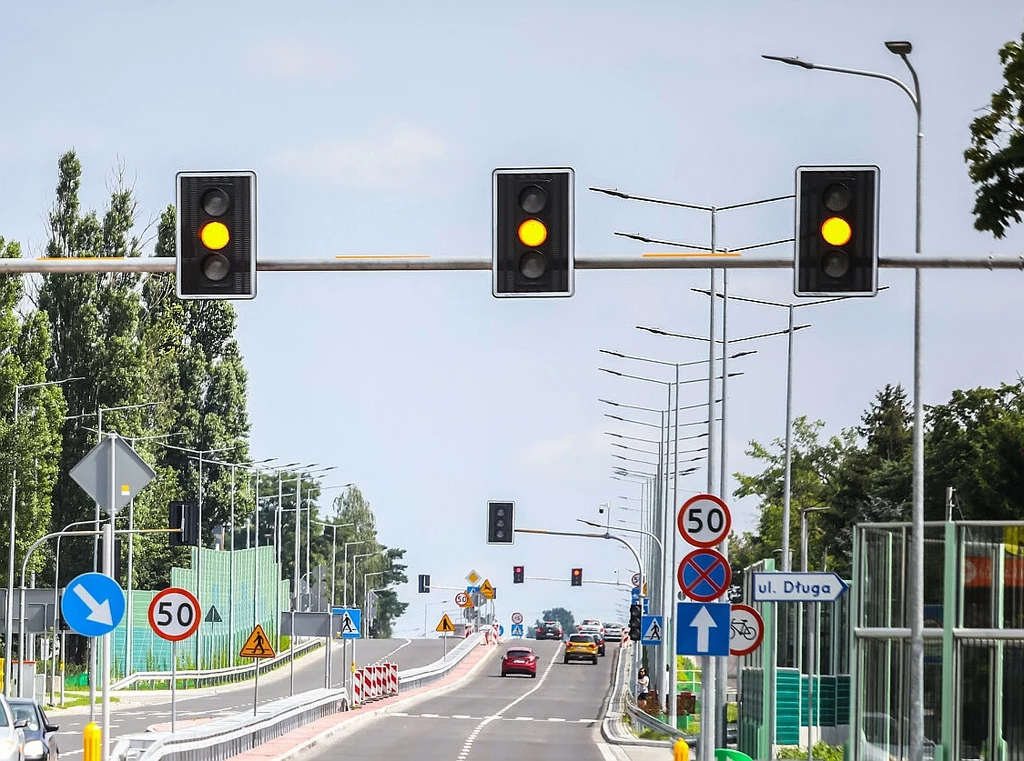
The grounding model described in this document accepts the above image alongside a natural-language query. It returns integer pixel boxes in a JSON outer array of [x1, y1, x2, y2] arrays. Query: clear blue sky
[[2, 2, 1022, 635]]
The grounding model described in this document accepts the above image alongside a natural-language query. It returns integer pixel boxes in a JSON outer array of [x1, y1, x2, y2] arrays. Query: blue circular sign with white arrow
[[61, 572, 126, 637]]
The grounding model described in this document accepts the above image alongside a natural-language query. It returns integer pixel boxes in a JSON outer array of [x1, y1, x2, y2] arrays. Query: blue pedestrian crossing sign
[[62, 572, 125, 637], [676, 602, 730, 656], [331, 607, 362, 639], [640, 615, 664, 646], [510, 623, 524, 637]]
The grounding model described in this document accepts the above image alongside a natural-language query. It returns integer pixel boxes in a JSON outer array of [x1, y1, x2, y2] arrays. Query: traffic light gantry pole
[[6, 252, 1024, 275], [512, 528, 644, 597]]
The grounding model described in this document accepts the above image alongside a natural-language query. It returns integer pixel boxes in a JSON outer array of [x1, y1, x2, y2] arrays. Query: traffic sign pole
[[102, 443, 114, 761]]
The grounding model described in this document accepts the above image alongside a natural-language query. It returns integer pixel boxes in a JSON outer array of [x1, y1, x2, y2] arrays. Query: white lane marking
[[513, 717, 533, 721], [391, 712, 410, 717], [372, 638, 412, 665], [456, 642, 563, 761], [62, 752, 83, 757], [452, 714, 471, 719], [421, 713, 441, 718], [548, 718, 565, 722]]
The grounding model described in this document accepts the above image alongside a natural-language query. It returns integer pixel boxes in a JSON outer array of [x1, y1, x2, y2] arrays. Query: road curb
[[265, 644, 501, 761], [598, 643, 673, 749]]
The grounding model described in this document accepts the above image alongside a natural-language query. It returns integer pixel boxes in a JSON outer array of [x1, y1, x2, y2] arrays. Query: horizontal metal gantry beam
[[7, 252, 1024, 275]]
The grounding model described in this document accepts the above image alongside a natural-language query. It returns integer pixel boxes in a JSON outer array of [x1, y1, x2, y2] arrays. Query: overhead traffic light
[[176, 171, 257, 300], [487, 501, 515, 544], [571, 568, 583, 587], [629, 604, 642, 641], [794, 165, 879, 297], [513, 565, 524, 584], [418, 574, 430, 594], [169, 500, 199, 547], [492, 167, 574, 297]]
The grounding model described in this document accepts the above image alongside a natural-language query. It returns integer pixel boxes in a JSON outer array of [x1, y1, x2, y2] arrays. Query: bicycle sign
[[728, 603, 764, 656], [148, 587, 201, 642], [678, 494, 732, 548]]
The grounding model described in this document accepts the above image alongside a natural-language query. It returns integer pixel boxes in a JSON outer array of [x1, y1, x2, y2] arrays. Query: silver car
[[0, 695, 25, 761]]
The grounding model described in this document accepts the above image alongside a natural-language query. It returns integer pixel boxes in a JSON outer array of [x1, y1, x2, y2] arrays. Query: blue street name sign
[[676, 602, 730, 656], [331, 607, 362, 638], [62, 572, 126, 637]]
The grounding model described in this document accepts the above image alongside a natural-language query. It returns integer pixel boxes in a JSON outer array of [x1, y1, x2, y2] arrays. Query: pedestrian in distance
[[637, 667, 650, 700]]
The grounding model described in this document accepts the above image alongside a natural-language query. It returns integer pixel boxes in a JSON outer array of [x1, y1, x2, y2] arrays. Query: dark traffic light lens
[[519, 251, 547, 279], [822, 183, 852, 213], [519, 185, 547, 214], [202, 253, 231, 281], [821, 250, 850, 278], [201, 188, 230, 216]]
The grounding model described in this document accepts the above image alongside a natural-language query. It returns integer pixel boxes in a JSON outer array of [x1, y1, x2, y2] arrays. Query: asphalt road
[[50, 637, 444, 758], [303, 638, 620, 761]]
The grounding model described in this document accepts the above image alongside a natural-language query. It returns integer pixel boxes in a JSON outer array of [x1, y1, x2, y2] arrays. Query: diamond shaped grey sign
[[70, 435, 157, 515]]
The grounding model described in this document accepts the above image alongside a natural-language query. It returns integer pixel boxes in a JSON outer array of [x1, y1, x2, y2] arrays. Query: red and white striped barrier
[[353, 668, 364, 705], [389, 662, 398, 696]]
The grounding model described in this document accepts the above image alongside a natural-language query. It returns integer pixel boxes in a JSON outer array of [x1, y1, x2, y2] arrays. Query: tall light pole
[[342, 541, 368, 608], [763, 41, 924, 761], [5, 376, 83, 697], [799, 506, 829, 761]]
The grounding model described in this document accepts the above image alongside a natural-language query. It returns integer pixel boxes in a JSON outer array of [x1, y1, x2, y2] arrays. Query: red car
[[501, 646, 538, 678]]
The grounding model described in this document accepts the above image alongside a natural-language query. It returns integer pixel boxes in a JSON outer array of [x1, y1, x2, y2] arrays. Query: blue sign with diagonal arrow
[[61, 572, 125, 637]]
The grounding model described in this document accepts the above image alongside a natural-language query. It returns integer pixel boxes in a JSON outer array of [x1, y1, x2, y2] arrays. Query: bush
[[776, 742, 844, 761]]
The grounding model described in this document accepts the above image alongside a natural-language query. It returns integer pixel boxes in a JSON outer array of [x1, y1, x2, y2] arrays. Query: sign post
[[240, 624, 275, 713], [436, 613, 456, 659], [148, 588, 201, 731]]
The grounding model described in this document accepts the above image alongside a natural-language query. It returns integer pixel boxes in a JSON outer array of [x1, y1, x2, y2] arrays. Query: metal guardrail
[[111, 640, 322, 691], [114, 632, 488, 761]]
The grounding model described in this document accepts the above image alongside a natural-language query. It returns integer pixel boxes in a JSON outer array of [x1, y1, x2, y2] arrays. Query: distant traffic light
[[794, 165, 880, 297], [418, 574, 430, 594], [176, 171, 257, 300], [629, 604, 642, 641], [571, 568, 583, 587], [492, 167, 574, 297], [169, 500, 199, 547], [487, 501, 515, 544], [513, 565, 524, 584]]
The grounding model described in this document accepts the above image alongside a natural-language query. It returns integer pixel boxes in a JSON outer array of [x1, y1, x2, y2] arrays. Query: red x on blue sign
[[678, 548, 731, 602]]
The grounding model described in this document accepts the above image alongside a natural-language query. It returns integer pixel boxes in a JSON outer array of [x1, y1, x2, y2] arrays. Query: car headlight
[[23, 740, 45, 758]]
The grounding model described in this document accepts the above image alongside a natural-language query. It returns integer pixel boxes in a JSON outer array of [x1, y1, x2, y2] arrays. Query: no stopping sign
[[148, 587, 201, 641]]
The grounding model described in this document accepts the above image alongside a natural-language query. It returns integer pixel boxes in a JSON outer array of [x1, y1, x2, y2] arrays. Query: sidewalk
[[229, 641, 498, 761]]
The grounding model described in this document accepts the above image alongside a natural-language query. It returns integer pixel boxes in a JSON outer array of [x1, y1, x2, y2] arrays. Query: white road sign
[[631, 572, 642, 587], [511, 611, 524, 625], [751, 572, 849, 602], [678, 493, 732, 548], [148, 587, 201, 642]]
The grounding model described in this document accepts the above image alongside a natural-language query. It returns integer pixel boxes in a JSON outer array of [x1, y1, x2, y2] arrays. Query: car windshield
[[10, 704, 37, 730], [569, 634, 592, 643], [506, 649, 532, 658]]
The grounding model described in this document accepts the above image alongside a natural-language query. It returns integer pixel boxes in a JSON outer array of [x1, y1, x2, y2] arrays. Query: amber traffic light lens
[[517, 219, 548, 247], [201, 188, 230, 216], [200, 221, 230, 250], [519, 185, 547, 214], [822, 183, 852, 212], [820, 217, 852, 247]]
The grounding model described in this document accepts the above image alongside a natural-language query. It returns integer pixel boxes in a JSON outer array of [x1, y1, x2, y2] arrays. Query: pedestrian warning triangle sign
[[479, 579, 495, 600], [643, 619, 662, 643], [205, 605, 222, 623], [436, 613, 456, 634], [338, 612, 359, 636], [240, 624, 276, 659]]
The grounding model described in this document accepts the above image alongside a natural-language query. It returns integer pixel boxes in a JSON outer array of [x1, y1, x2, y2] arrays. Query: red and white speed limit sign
[[148, 587, 201, 641], [678, 493, 732, 548]]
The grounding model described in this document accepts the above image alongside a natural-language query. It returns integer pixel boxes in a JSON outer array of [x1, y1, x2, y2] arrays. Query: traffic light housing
[[418, 574, 430, 594], [176, 171, 257, 300], [629, 603, 642, 641], [169, 500, 199, 547], [487, 501, 515, 544], [571, 568, 583, 587], [492, 167, 574, 297], [794, 165, 879, 297], [513, 565, 524, 584]]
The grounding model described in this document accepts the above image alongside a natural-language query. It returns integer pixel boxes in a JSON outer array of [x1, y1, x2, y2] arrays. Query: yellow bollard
[[83, 722, 101, 761], [673, 738, 690, 761]]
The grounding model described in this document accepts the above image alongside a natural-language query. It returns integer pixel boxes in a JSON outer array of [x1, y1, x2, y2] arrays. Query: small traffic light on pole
[[418, 574, 430, 593], [794, 165, 880, 297], [571, 568, 583, 587], [492, 167, 574, 297], [169, 500, 199, 547], [629, 604, 642, 641], [513, 565, 524, 584], [487, 501, 515, 544], [176, 171, 257, 300]]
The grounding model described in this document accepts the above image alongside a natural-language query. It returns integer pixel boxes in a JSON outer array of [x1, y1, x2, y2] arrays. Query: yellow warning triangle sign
[[240, 624, 276, 659], [480, 579, 494, 599], [436, 613, 456, 634]]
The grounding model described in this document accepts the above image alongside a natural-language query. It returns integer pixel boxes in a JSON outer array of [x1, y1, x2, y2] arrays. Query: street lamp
[[800, 506, 830, 761], [312, 513, 355, 608], [343, 542, 369, 607], [762, 42, 924, 761], [5, 375, 84, 698]]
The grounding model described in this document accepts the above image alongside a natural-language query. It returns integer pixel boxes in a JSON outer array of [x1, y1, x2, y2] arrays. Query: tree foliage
[[965, 32, 1024, 238], [533, 607, 575, 636]]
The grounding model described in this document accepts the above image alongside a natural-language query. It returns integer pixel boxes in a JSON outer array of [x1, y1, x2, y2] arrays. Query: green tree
[[534, 607, 575, 635], [964, 31, 1024, 239]]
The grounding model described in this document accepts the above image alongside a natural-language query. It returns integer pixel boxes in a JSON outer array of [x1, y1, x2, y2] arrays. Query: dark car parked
[[9, 698, 59, 761], [535, 621, 564, 641]]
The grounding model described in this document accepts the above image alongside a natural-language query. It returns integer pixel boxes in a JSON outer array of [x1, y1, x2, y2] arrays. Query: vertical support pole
[[781, 305, 796, 574], [669, 366, 679, 730], [229, 465, 235, 665], [716, 268, 730, 747], [196, 449, 204, 673], [939, 521, 956, 761], [171, 640, 177, 732], [126, 495, 134, 680], [101, 439, 115, 761]]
